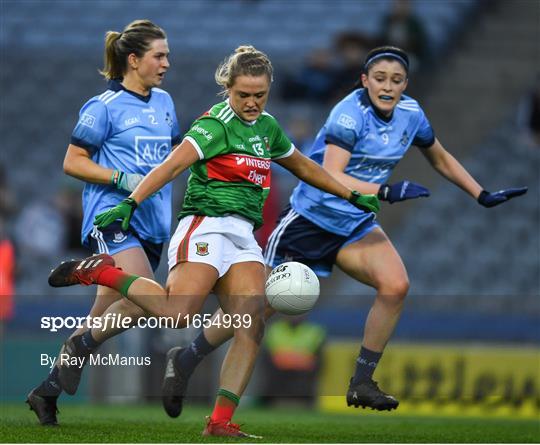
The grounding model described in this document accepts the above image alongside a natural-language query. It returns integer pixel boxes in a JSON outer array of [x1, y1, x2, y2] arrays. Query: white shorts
[[167, 214, 264, 277]]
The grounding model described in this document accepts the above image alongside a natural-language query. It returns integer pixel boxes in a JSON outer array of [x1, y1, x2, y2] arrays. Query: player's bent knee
[[377, 276, 409, 304], [236, 311, 265, 344], [393, 277, 410, 297], [232, 295, 266, 316]]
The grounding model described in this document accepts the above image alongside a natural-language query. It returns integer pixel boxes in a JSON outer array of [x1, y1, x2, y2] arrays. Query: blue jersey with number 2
[[291, 88, 435, 236], [71, 80, 181, 245]]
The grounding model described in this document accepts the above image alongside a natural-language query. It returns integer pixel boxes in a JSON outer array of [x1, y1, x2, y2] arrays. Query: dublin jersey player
[[160, 46, 528, 417], [27, 20, 180, 427], [47, 45, 379, 438]]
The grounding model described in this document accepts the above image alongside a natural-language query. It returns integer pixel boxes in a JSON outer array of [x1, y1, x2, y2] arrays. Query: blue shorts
[[264, 205, 379, 277], [85, 222, 163, 272]]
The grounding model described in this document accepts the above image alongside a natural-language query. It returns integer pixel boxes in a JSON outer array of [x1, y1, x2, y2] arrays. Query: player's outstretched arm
[[276, 148, 380, 213], [129, 140, 198, 204], [94, 140, 199, 230], [323, 144, 429, 204], [421, 138, 527, 207]]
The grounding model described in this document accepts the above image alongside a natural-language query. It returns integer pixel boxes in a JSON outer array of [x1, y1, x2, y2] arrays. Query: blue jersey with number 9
[[291, 88, 435, 236]]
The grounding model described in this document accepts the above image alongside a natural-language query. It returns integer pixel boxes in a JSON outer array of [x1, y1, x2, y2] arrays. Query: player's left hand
[[349, 191, 380, 213], [94, 198, 138, 231], [477, 187, 528, 208]]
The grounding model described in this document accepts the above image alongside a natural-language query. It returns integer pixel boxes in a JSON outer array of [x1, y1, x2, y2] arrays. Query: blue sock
[[80, 330, 101, 352], [36, 366, 62, 397], [352, 346, 382, 385], [174, 331, 216, 376]]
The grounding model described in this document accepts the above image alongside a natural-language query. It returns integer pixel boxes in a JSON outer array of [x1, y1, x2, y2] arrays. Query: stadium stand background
[[1, 0, 538, 408]]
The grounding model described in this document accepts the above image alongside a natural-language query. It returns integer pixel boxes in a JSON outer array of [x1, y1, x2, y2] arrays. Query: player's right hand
[[378, 180, 430, 204], [111, 170, 144, 193], [94, 198, 138, 231], [349, 191, 380, 213]]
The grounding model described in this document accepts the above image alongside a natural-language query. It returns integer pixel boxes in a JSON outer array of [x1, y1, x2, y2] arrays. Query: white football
[[265, 262, 320, 315]]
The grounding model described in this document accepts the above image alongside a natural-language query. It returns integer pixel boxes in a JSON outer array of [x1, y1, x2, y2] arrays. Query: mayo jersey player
[[180, 99, 295, 229], [71, 79, 181, 246]]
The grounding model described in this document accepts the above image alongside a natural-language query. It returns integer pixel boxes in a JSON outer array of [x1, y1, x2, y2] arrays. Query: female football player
[[161, 45, 528, 416], [27, 20, 181, 426], [47, 45, 379, 437]]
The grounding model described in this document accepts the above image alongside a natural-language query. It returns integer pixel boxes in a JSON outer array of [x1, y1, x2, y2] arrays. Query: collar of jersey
[[359, 89, 393, 123], [108, 79, 152, 103], [225, 98, 257, 126]]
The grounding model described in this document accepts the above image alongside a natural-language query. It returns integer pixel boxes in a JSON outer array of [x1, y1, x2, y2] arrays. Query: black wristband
[[348, 190, 360, 203], [477, 190, 489, 204], [123, 197, 138, 210], [378, 184, 390, 201]]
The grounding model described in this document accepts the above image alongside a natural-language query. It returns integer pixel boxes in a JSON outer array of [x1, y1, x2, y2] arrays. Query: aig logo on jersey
[[337, 113, 356, 130], [134, 136, 171, 167], [195, 242, 209, 256], [80, 113, 96, 128]]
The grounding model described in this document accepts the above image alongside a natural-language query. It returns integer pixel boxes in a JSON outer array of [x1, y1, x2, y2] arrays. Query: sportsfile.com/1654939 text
[[40, 312, 252, 332]]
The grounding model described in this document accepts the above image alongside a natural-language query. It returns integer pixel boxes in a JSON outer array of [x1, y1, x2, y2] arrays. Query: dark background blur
[[1, 0, 538, 417]]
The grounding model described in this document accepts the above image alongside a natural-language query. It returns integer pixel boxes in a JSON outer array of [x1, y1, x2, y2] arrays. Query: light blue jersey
[[71, 80, 181, 245], [292, 88, 434, 236]]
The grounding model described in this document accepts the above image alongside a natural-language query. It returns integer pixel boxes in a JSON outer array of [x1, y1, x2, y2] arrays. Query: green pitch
[[1, 403, 538, 443]]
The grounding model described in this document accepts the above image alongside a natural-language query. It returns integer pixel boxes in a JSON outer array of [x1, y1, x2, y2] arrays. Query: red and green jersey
[[179, 100, 295, 229]]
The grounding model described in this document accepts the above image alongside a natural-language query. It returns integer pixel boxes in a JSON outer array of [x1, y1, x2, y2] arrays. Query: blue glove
[[477, 187, 528, 208], [111, 170, 144, 193], [378, 180, 430, 204]]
